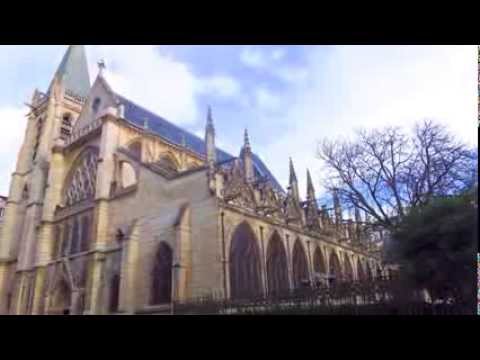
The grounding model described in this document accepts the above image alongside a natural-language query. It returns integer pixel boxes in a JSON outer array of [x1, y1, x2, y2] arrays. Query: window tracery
[[64, 149, 99, 207]]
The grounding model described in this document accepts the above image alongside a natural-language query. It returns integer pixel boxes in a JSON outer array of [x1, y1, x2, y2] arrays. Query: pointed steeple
[[49, 45, 91, 98], [97, 59, 106, 77], [289, 157, 300, 202], [241, 128, 254, 183], [205, 106, 217, 194], [305, 169, 321, 231], [206, 105, 215, 135], [205, 106, 216, 165], [333, 187, 342, 225], [306, 169, 316, 200], [244, 128, 251, 151], [289, 157, 297, 184], [354, 205, 362, 242]]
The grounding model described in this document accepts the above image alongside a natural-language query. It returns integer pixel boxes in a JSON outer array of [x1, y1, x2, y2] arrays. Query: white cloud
[[86, 46, 199, 125], [272, 48, 286, 61], [240, 47, 267, 68], [275, 66, 308, 84], [86, 46, 247, 126], [257, 45, 478, 200], [195, 74, 241, 98], [255, 88, 281, 112], [240, 46, 308, 86], [0, 106, 28, 194]]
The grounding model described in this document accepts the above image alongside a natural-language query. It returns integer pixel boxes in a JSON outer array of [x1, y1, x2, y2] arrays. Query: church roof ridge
[[114, 92, 285, 193]]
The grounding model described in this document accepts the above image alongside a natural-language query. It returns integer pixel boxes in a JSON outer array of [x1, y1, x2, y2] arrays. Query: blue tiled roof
[[117, 94, 285, 194]]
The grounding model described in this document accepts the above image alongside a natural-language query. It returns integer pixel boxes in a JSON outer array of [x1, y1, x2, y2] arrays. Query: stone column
[[306, 240, 313, 287], [85, 252, 106, 314], [85, 115, 119, 314], [175, 207, 191, 302], [31, 266, 47, 315], [284, 233, 293, 291], [121, 226, 140, 314], [259, 226, 267, 297], [0, 261, 13, 314]]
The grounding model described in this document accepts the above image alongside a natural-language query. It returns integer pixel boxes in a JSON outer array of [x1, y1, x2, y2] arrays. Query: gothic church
[[0, 46, 382, 314]]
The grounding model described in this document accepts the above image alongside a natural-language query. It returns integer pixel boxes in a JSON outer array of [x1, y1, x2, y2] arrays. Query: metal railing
[[172, 276, 473, 315]]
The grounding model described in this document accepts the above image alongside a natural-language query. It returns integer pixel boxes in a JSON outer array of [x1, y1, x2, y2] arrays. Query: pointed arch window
[[357, 261, 366, 281], [80, 216, 90, 252], [127, 141, 142, 160], [61, 223, 71, 256], [109, 274, 121, 313], [92, 97, 101, 114], [71, 218, 80, 254], [229, 222, 262, 300], [156, 154, 179, 173], [52, 225, 62, 259], [60, 113, 73, 139], [120, 162, 137, 188], [266, 232, 289, 296], [292, 239, 309, 290], [150, 242, 173, 305], [329, 252, 342, 284], [313, 247, 327, 286], [344, 254, 354, 282], [22, 184, 29, 201], [63, 148, 99, 207]]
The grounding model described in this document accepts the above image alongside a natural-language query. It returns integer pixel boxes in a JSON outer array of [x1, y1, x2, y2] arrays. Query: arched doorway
[[344, 254, 354, 282], [313, 247, 327, 286], [292, 239, 309, 290], [329, 251, 342, 284], [266, 232, 289, 296], [150, 242, 173, 305], [229, 222, 262, 300]]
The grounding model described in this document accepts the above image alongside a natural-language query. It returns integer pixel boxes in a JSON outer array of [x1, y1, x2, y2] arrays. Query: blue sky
[[0, 45, 477, 198]]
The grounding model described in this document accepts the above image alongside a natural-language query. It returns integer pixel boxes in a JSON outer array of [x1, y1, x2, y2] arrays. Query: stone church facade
[[0, 46, 382, 315]]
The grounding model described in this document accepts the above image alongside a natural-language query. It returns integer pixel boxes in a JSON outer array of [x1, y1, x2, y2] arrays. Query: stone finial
[[207, 105, 213, 126], [98, 59, 106, 77], [244, 128, 251, 150], [306, 169, 316, 199], [289, 157, 297, 184]]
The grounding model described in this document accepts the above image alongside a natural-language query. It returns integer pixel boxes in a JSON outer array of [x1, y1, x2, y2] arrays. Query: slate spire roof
[[49, 45, 91, 98]]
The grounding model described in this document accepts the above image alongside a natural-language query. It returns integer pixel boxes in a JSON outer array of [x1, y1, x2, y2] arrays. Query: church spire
[[49, 45, 90, 98], [206, 105, 215, 135], [305, 169, 321, 231], [244, 128, 251, 151], [306, 169, 316, 200], [205, 106, 217, 194], [241, 128, 254, 183], [205, 105, 216, 165], [289, 157, 297, 184], [333, 187, 342, 226], [289, 157, 300, 202]]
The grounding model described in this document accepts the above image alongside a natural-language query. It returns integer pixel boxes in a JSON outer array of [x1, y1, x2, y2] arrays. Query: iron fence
[[172, 276, 473, 315]]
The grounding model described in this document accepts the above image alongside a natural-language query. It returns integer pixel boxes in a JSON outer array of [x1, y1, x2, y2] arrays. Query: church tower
[[0, 46, 90, 314]]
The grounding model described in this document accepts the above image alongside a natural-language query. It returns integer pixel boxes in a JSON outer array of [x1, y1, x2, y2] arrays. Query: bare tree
[[318, 120, 477, 230]]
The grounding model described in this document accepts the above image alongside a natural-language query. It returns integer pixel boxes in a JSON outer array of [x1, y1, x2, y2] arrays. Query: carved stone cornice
[[219, 202, 379, 260]]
